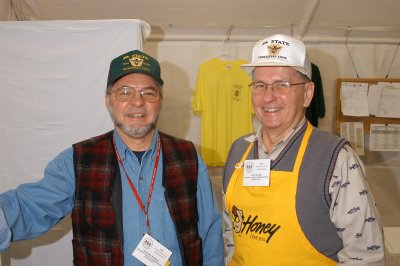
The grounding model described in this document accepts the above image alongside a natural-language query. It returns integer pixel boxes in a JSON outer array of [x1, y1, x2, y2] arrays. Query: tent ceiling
[[3, 0, 400, 43]]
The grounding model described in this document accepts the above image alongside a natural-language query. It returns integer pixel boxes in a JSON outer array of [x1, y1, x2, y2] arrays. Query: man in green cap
[[0, 50, 224, 266]]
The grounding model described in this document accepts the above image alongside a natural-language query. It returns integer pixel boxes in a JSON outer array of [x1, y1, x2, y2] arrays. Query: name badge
[[132, 233, 172, 266], [243, 159, 271, 186]]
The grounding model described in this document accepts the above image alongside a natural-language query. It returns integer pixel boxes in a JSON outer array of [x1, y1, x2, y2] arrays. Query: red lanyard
[[113, 136, 161, 234]]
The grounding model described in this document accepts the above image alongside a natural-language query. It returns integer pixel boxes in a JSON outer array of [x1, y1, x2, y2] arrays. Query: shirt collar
[[113, 129, 160, 161], [256, 117, 307, 159]]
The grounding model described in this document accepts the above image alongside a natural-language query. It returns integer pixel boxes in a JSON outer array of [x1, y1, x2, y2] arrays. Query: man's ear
[[105, 93, 110, 108], [303, 82, 314, 108]]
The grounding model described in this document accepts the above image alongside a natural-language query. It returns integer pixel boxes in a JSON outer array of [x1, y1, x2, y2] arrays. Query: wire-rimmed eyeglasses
[[108, 86, 162, 103], [249, 81, 308, 96]]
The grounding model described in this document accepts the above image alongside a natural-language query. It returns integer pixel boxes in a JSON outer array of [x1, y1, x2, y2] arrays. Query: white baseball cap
[[241, 34, 312, 79]]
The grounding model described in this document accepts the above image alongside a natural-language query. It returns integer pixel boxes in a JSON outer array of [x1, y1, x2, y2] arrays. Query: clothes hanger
[[217, 25, 236, 61]]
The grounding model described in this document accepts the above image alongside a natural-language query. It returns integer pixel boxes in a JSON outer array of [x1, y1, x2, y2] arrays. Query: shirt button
[[139, 177, 143, 182]]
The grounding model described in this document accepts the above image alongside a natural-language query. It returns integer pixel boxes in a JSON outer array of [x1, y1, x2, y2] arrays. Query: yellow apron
[[225, 124, 336, 265]]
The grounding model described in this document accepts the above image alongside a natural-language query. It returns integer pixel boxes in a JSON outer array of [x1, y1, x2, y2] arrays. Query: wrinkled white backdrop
[[0, 19, 147, 265]]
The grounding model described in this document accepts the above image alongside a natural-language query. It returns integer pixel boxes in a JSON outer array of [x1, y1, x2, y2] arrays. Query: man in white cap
[[222, 34, 384, 265]]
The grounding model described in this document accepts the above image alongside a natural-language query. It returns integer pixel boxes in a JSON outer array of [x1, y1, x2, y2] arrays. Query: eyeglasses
[[109, 86, 161, 103], [249, 81, 308, 96]]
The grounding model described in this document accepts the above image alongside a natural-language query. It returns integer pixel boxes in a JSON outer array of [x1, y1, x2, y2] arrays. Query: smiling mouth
[[127, 113, 145, 118], [263, 107, 281, 113]]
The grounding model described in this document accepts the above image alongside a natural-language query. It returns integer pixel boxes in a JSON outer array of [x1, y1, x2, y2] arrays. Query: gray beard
[[118, 121, 156, 139], [107, 104, 158, 139]]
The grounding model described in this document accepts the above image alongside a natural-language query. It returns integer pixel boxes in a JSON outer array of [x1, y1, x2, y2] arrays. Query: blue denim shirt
[[0, 130, 224, 265]]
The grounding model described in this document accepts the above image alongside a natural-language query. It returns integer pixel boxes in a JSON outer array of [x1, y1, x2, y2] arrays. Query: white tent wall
[[0, 30, 399, 265], [144, 40, 400, 226]]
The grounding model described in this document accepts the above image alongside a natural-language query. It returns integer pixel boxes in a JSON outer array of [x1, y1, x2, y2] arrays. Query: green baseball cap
[[107, 50, 164, 87]]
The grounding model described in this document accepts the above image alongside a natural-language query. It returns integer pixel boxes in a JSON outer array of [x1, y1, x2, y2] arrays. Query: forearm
[[330, 146, 385, 265], [222, 193, 234, 265], [196, 157, 224, 265], [0, 148, 75, 246]]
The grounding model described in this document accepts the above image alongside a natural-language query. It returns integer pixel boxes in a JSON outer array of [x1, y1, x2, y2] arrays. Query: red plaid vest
[[71, 131, 202, 265]]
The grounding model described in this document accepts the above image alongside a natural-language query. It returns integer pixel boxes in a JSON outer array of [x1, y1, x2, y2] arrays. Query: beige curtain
[[0, 0, 40, 20]]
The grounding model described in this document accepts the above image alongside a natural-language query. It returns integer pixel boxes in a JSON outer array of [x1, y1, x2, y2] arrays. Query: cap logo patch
[[267, 43, 283, 56], [129, 55, 144, 67]]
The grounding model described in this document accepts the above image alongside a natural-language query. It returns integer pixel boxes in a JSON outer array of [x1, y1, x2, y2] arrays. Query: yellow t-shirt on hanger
[[192, 58, 254, 166]]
